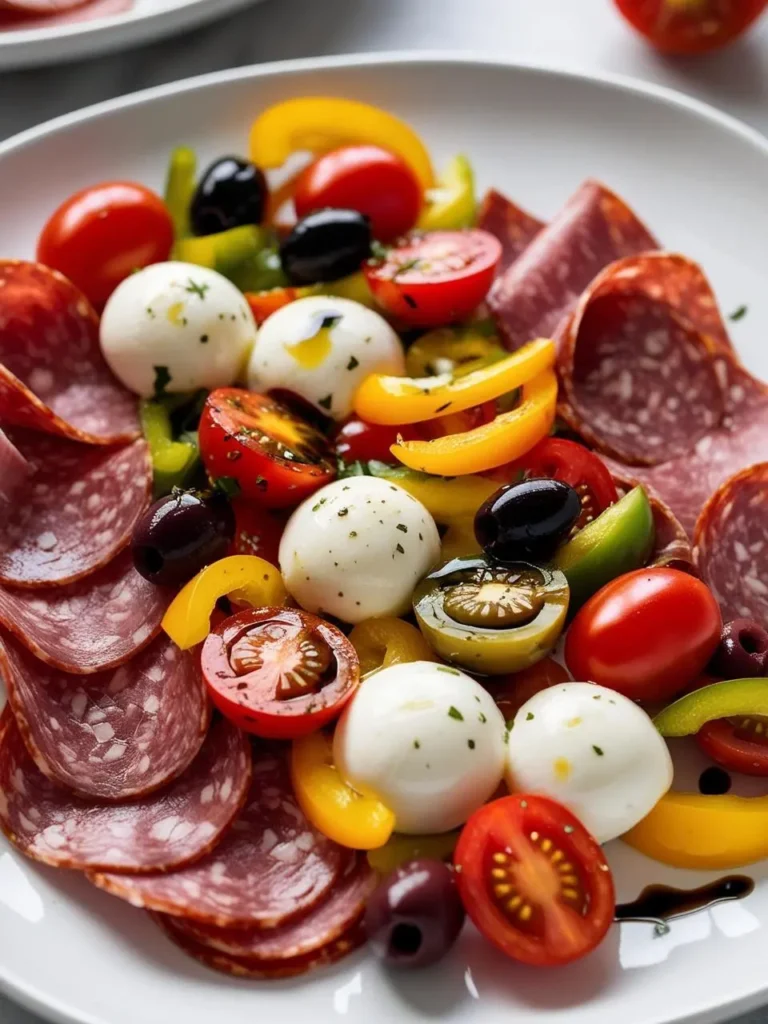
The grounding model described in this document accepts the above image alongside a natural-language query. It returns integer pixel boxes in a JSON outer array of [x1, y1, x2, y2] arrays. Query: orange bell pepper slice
[[391, 369, 557, 476]]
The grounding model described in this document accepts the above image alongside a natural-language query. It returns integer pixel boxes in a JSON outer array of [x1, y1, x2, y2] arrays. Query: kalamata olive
[[190, 156, 268, 235], [365, 859, 465, 968], [474, 478, 582, 563], [710, 618, 768, 678], [132, 490, 235, 586], [280, 208, 372, 285]]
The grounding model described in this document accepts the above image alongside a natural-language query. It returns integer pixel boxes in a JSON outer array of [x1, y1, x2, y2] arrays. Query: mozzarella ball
[[505, 682, 673, 843], [334, 661, 507, 834], [100, 262, 256, 397], [247, 295, 405, 420], [279, 476, 440, 624]]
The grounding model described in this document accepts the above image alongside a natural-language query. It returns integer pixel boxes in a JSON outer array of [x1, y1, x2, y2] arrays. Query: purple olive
[[132, 490, 235, 586], [365, 859, 465, 968], [710, 618, 768, 679]]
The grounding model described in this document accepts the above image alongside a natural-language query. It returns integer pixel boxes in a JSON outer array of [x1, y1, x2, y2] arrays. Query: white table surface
[[1, 1, 768, 1021]]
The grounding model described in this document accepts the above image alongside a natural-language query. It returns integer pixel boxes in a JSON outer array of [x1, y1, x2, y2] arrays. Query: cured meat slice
[[0, 0, 131, 26], [153, 913, 365, 979], [166, 855, 376, 959], [89, 748, 345, 927], [0, 712, 249, 872], [487, 180, 658, 351], [1, 631, 210, 800], [0, 431, 151, 587], [477, 189, 544, 274], [0, 428, 31, 504], [0, 262, 138, 444], [0, 550, 166, 674], [558, 256, 724, 465], [693, 463, 768, 624]]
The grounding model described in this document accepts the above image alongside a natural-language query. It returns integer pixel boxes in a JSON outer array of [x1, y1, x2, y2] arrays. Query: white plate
[[1, 52, 768, 1024], [0, 0, 267, 71]]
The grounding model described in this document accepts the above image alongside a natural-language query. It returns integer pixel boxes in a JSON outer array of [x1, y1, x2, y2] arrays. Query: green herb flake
[[593, 745, 604, 756], [437, 666, 461, 676], [152, 365, 172, 399], [318, 394, 333, 411], [526, 712, 534, 721], [395, 543, 405, 554], [346, 355, 360, 371], [413, 739, 421, 750], [349, 530, 358, 538], [321, 314, 343, 330], [396, 523, 408, 533], [370, 240, 391, 262], [729, 304, 748, 322], [505, 719, 515, 731], [478, 712, 487, 724], [199, 334, 209, 344], [254, 476, 267, 491], [214, 476, 241, 499], [434, 402, 452, 414], [447, 706, 464, 721], [467, 739, 476, 750], [337, 508, 349, 518], [185, 279, 210, 300]]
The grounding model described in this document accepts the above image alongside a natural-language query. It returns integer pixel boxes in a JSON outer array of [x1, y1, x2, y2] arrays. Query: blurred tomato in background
[[614, 0, 768, 54]]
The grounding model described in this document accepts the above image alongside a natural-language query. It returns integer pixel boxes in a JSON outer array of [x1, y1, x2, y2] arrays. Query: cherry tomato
[[201, 607, 360, 739], [454, 795, 615, 967], [613, 0, 767, 54], [488, 658, 571, 724], [364, 230, 501, 327], [37, 181, 174, 309], [565, 568, 722, 704], [419, 400, 498, 441], [294, 145, 422, 244], [199, 388, 336, 508], [333, 416, 419, 464], [245, 286, 306, 325], [697, 718, 768, 776], [512, 437, 618, 531], [228, 498, 287, 565]]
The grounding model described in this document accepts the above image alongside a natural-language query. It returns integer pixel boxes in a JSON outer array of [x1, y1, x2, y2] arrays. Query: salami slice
[[0, 0, 130, 25], [1, 631, 210, 800], [0, 428, 31, 504], [165, 855, 376, 960], [0, 712, 249, 873], [477, 189, 544, 274], [0, 431, 151, 587], [89, 748, 345, 927], [487, 180, 658, 351], [0, 262, 138, 444], [153, 913, 365, 980], [693, 463, 768, 624], [0, 550, 166, 674]]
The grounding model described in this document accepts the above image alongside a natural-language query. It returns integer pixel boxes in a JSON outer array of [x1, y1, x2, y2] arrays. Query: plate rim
[[2, 50, 768, 1024]]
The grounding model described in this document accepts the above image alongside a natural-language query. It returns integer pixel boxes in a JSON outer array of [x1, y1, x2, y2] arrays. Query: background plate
[[1, 53, 768, 1024]]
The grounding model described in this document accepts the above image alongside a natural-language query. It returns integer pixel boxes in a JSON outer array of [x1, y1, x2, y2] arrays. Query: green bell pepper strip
[[655, 678, 768, 737], [554, 486, 655, 611], [140, 400, 200, 497], [417, 154, 476, 231], [164, 147, 197, 239]]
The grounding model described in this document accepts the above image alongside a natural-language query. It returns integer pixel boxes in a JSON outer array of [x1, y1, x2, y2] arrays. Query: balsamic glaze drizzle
[[615, 876, 754, 934]]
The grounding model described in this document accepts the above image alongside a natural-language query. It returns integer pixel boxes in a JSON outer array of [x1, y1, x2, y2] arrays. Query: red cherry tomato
[[37, 181, 174, 309], [201, 607, 360, 739], [697, 718, 768, 776], [488, 658, 571, 724], [454, 795, 615, 967], [228, 498, 287, 565], [565, 568, 722, 703], [294, 145, 423, 244], [364, 230, 501, 327], [199, 388, 336, 508], [333, 416, 419, 464], [613, 0, 767, 54]]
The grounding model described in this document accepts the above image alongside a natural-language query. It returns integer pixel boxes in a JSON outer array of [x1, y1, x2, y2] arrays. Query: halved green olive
[[413, 556, 569, 675]]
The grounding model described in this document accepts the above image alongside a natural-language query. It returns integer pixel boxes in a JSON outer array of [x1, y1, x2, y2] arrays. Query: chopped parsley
[[152, 365, 172, 399], [254, 476, 268, 491], [434, 402, 452, 414], [318, 394, 333, 411], [346, 355, 360, 371], [349, 530, 358, 538], [505, 719, 515, 731], [337, 507, 349, 517], [395, 543, 405, 554], [214, 476, 241, 499], [199, 334, 209, 343], [467, 739, 476, 750], [393, 257, 421, 278], [729, 304, 748, 322], [593, 745, 604, 756], [403, 293, 418, 310], [447, 706, 464, 721], [437, 666, 461, 676], [185, 279, 210, 300], [478, 712, 487, 724], [396, 523, 408, 533], [526, 712, 535, 721], [311, 498, 328, 512], [413, 739, 421, 750]]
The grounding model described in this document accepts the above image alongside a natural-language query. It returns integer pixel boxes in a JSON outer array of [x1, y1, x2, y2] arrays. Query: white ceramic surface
[[1, 53, 768, 1024], [0, 0, 267, 71]]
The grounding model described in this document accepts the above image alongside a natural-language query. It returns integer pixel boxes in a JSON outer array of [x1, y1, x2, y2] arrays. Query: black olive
[[710, 618, 768, 679], [132, 491, 235, 587], [365, 859, 465, 968], [280, 208, 372, 285], [190, 156, 268, 236], [474, 478, 582, 563]]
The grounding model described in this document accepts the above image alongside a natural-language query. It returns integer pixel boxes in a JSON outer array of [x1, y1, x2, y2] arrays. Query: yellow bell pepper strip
[[291, 729, 395, 850], [349, 617, 435, 678], [654, 678, 768, 737], [139, 400, 199, 497], [363, 462, 498, 521], [391, 368, 558, 476], [623, 790, 768, 870], [164, 146, 197, 239], [417, 154, 475, 231], [405, 327, 503, 378], [162, 555, 287, 650], [250, 97, 434, 190], [368, 830, 460, 874]]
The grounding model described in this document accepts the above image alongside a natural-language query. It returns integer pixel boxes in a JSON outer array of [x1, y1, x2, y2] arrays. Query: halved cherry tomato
[[613, 0, 767, 54], [37, 181, 174, 309], [199, 388, 336, 508], [333, 416, 419, 464], [697, 717, 768, 776], [364, 229, 502, 327], [488, 658, 571, 725], [201, 607, 360, 739], [565, 568, 722, 704], [454, 795, 615, 967], [295, 145, 422, 243], [229, 498, 287, 565], [512, 437, 618, 531]]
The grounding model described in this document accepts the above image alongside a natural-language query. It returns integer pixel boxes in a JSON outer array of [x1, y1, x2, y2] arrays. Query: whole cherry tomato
[[37, 181, 174, 308], [333, 416, 419, 464], [613, 0, 767, 54]]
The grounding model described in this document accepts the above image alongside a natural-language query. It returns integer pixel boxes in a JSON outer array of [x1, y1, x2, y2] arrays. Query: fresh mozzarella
[[279, 476, 440, 624], [504, 682, 673, 843], [334, 661, 507, 834], [100, 261, 256, 397], [247, 295, 405, 420]]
